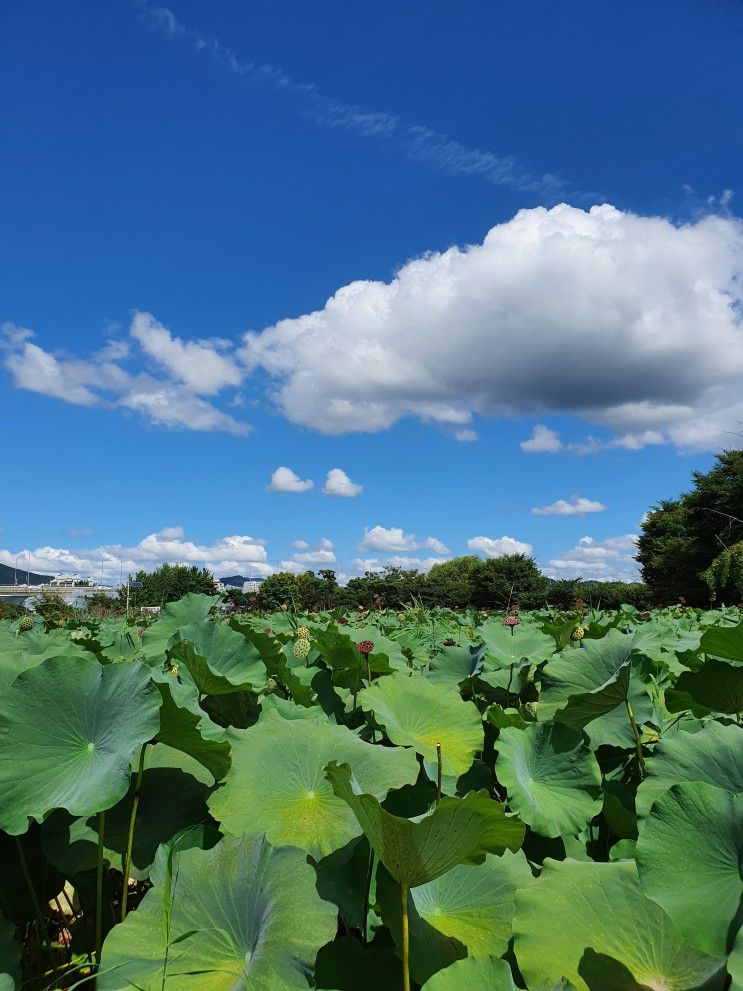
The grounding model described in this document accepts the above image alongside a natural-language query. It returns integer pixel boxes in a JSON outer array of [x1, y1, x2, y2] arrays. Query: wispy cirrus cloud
[[134, 1, 563, 197]]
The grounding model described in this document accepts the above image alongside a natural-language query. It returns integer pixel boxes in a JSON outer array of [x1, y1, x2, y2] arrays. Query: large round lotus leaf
[[141, 592, 221, 660], [0, 628, 89, 692], [378, 850, 532, 984], [154, 679, 231, 781], [581, 675, 654, 751], [700, 621, 743, 664], [0, 655, 161, 834], [427, 644, 484, 689], [635, 720, 743, 818], [539, 630, 634, 729], [208, 710, 419, 858], [99, 834, 337, 991], [495, 723, 602, 838], [513, 858, 725, 991], [477, 620, 556, 670], [326, 761, 524, 888], [358, 672, 483, 778], [420, 956, 517, 991], [169, 620, 267, 696], [675, 661, 743, 715], [635, 782, 743, 957]]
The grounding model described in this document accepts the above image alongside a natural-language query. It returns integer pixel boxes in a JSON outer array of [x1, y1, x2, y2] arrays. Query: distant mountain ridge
[[0, 563, 50, 586]]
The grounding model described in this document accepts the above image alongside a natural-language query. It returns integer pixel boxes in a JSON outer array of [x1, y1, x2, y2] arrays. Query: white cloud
[[521, 425, 563, 453], [353, 555, 448, 574], [240, 205, 743, 451], [119, 382, 249, 435], [130, 312, 242, 395], [5, 340, 99, 406], [531, 496, 607, 516], [266, 466, 314, 493], [521, 424, 667, 456], [467, 535, 533, 558], [359, 526, 449, 554], [0, 529, 271, 583], [292, 539, 309, 549], [322, 467, 363, 497], [280, 537, 336, 570], [455, 429, 478, 442], [544, 534, 640, 581]]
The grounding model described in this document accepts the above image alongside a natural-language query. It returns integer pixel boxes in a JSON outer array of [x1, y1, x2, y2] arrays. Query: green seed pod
[[292, 637, 311, 660]]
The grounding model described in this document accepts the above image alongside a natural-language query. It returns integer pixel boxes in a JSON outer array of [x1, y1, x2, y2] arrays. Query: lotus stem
[[400, 883, 410, 991], [361, 846, 374, 945], [436, 743, 442, 803], [14, 835, 50, 958], [121, 742, 148, 921], [95, 810, 106, 967], [625, 699, 645, 780]]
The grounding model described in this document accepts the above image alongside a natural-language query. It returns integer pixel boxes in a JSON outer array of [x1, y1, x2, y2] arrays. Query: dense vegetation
[[637, 450, 743, 605], [0, 593, 741, 989]]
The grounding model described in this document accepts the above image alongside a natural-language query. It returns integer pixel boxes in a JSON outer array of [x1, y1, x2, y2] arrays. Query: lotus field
[[0, 594, 742, 990]]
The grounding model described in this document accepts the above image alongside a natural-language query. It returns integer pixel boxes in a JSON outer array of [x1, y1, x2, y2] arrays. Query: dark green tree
[[256, 572, 300, 611], [121, 563, 217, 607], [470, 554, 548, 609], [425, 556, 480, 608], [637, 450, 743, 605]]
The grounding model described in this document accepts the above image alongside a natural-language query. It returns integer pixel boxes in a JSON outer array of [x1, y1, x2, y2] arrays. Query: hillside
[[0, 562, 50, 586]]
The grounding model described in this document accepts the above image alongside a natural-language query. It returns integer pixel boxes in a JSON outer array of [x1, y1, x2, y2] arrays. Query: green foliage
[[638, 449, 743, 605], [470, 553, 547, 609], [123, 561, 217, 607], [0, 594, 740, 990]]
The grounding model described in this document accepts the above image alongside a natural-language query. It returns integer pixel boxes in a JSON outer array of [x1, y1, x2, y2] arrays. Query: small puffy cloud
[[359, 526, 448, 554], [531, 496, 607, 516], [467, 535, 533, 558], [5, 341, 99, 406], [266, 466, 314, 493], [282, 537, 336, 569], [455, 429, 478, 442], [130, 312, 242, 395], [119, 381, 250, 435], [521, 425, 563, 453], [544, 534, 640, 581], [322, 468, 363, 497], [422, 536, 450, 554], [292, 539, 309, 549]]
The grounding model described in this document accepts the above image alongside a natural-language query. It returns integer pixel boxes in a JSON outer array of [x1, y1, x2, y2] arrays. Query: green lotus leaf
[[0, 913, 19, 991], [581, 675, 654, 750], [141, 592, 221, 660], [427, 644, 484, 689], [43, 750, 213, 879], [208, 710, 419, 858], [486, 704, 531, 730], [99, 833, 337, 991], [0, 628, 89, 692], [635, 720, 743, 818], [674, 661, 743, 715], [325, 761, 524, 888], [477, 620, 556, 670], [635, 782, 743, 957], [358, 672, 483, 779], [154, 679, 232, 781], [169, 620, 267, 696], [729, 926, 743, 991], [0, 655, 161, 834], [539, 629, 634, 729], [699, 621, 743, 664], [420, 955, 518, 991], [314, 629, 406, 677], [378, 850, 532, 984], [514, 858, 725, 991], [495, 723, 602, 838]]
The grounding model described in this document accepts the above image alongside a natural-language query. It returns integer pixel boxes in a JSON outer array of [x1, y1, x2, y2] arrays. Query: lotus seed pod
[[295, 626, 310, 639], [572, 626, 585, 640], [292, 637, 311, 660], [18, 616, 33, 632]]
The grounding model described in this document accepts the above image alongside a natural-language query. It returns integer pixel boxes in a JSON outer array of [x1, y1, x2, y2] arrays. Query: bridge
[[0, 584, 115, 601]]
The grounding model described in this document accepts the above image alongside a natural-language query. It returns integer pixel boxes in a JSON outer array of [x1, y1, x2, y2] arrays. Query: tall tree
[[122, 563, 216, 607]]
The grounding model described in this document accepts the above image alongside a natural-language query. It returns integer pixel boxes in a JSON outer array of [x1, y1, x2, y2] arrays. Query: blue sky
[[1, 0, 741, 583]]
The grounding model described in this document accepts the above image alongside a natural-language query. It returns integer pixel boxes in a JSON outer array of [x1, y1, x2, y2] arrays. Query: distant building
[[47, 573, 96, 587], [243, 577, 266, 594]]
